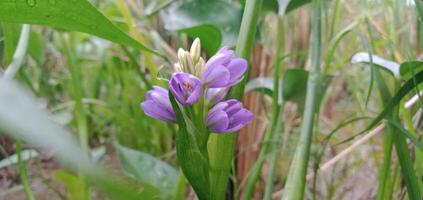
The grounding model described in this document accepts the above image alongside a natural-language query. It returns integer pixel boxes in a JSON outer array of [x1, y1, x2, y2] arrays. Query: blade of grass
[[208, 0, 263, 199], [60, 34, 90, 200], [282, 0, 322, 199]]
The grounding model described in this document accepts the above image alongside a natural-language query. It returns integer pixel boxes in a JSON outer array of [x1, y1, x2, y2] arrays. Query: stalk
[[243, 15, 284, 199], [281, 0, 322, 199], [374, 69, 393, 200], [3, 24, 35, 200], [208, 0, 263, 199], [16, 142, 35, 200], [3, 25, 30, 80], [60, 34, 91, 200]]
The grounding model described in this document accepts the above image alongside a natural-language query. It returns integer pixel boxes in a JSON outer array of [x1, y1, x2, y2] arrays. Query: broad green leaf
[[162, 0, 242, 55], [351, 52, 400, 77], [283, 69, 331, 113], [115, 142, 178, 199], [399, 61, 423, 79], [0, 0, 158, 55], [0, 79, 160, 200]]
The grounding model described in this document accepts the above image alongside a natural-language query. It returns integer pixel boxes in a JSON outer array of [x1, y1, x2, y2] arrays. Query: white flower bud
[[190, 38, 201, 63], [195, 57, 206, 77]]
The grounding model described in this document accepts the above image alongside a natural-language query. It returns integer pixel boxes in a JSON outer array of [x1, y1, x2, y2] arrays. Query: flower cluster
[[141, 39, 253, 133]]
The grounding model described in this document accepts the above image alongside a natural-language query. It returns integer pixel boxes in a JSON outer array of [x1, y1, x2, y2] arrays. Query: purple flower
[[202, 47, 248, 88], [141, 86, 176, 123], [205, 87, 229, 105], [169, 72, 202, 106], [206, 99, 253, 133]]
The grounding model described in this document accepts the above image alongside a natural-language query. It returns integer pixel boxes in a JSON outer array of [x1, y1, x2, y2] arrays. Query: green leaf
[[115, 142, 178, 199], [0, 79, 160, 200], [282, 69, 331, 114], [28, 30, 45, 65], [343, 69, 423, 143], [162, 0, 242, 55], [168, 92, 210, 199], [53, 170, 87, 200], [399, 61, 423, 79], [280, 0, 311, 15], [0, 0, 158, 55], [283, 68, 309, 104]]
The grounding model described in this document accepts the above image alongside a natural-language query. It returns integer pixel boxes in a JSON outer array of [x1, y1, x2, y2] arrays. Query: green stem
[[3, 24, 30, 80], [243, 15, 284, 199], [208, 0, 263, 199], [60, 34, 91, 200], [16, 142, 35, 200], [281, 0, 322, 199]]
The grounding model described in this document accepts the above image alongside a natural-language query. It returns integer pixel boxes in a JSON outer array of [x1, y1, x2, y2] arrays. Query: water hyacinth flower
[[140, 86, 176, 123], [169, 72, 202, 105], [202, 47, 248, 88], [206, 99, 253, 133]]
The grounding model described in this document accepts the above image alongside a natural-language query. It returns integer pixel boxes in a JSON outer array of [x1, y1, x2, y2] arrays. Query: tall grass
[[0, 0, 423, 200]]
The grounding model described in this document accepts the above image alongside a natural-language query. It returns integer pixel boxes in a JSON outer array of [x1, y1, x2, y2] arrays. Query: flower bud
[[190, 38, 201, 64]]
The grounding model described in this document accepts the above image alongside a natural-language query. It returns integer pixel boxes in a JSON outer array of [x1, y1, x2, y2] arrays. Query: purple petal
[[206, 110, 229, 132], [227, 58, 248, 80], [186, 78, 202, 104], [202, 65, 230, 88], [141, 101, 176, 122], [205, 88, 229, 105], [206, 48, 234, 69], [169, 77, 186, 105], [225, 109, 253, 132], [169, 72, 202, 105]]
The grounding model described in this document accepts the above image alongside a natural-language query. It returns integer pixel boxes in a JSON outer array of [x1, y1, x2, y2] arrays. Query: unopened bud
[[195, 58, 206, 77], [178, 48, 186, 67], [174, 63, 183, 72], [190, 38, 201, 63]]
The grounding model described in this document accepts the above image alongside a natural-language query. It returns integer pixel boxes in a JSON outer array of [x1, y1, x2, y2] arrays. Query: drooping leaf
[[0, 0, 158, 55], [0, 79, 160, 200], [351, 52, 400, 77], [162, 0, 242, 55], [115, 142, 178, 199]]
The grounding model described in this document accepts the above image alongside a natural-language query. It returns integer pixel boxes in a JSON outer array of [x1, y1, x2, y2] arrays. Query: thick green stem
[[208, 0, 263, 199], [243, 15, 284, 199], [281, 0, 322, 199]]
